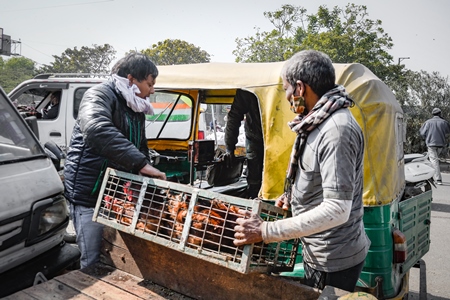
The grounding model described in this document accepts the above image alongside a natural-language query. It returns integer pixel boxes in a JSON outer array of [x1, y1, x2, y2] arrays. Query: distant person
[[420, 107, 450, 185], [64, 53, 166, 268], [210, 119, 223, 132], [43, 91, 61, 119], [224, 89, 263, 199]]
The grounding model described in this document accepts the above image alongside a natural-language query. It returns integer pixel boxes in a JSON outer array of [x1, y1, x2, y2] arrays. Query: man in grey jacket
[[420, 108, 450, 185], [233, 50, 370, 292]]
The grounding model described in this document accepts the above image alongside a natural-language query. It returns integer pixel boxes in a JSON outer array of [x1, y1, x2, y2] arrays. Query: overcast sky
[[1, 0, 449, 78]]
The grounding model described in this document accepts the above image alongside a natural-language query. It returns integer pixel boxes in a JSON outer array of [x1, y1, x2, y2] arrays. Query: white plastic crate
[[93, 168, 299, 274]]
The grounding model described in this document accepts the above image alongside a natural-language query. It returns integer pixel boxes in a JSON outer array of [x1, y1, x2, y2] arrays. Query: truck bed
[[6, 228, 319, 300], [4, 263, 188, 300]]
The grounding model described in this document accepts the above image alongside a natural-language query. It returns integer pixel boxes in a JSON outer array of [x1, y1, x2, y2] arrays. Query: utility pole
[[0, 28, 22, 56]]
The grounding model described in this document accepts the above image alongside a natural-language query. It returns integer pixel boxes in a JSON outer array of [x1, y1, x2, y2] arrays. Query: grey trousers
[[428, 146, 444, 182]]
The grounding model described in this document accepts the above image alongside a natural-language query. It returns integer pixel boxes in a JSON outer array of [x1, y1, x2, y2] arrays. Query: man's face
[[133, 75, 156, 99], [282, 77, 295, 103], [282, 77, 305, 114], [50, 94, 59, 105]]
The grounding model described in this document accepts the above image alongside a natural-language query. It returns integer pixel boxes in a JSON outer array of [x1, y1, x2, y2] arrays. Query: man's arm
[[224, 92, 248, 151], [419, 121, 428, 139], [234, 198, 352, 245]]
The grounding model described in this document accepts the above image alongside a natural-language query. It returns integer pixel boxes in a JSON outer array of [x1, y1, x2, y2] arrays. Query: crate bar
[[93, 168, 114, 223], [129, 180, 148, 234], [179, 189, 198, 251], [236, 199, 261, 273]]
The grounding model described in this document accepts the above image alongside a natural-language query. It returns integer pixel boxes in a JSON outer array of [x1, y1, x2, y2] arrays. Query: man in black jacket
[[64, 53, 166, 268], [43, 91, 61, 119], [224, 89, 264, 198]]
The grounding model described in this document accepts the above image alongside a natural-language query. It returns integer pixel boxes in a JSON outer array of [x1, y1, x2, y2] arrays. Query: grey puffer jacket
[[64, 78, 150, 207]]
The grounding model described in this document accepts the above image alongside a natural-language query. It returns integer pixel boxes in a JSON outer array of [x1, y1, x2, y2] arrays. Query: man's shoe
[[437, 180, 443, 185]]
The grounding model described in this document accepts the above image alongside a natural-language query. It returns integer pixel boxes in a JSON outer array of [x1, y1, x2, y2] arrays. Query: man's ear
[[295, 80, 306, 97], [127, 74, 134, 86]]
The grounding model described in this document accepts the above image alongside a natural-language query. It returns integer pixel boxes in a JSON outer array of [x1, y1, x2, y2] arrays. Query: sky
[[1, 0, 449, 78]]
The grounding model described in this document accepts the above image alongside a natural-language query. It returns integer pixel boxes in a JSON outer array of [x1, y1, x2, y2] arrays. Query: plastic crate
[[93, 168, 298, 274]]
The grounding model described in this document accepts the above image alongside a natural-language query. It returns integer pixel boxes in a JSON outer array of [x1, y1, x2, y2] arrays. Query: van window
[[73, 88, 90, 119], [0, 95, 43, 162], [145, 92, 193, 139]]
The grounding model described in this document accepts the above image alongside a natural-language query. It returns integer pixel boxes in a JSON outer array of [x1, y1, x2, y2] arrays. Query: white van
[[0, 86, 80, 296], [8, 74, 105, 152]]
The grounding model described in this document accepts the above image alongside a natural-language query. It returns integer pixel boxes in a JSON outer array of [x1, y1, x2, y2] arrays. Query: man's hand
[[139, 164, 167, 180], [233, 209, 264, 246], [275, 193, 291, 211], [222, 150, 235, 168]]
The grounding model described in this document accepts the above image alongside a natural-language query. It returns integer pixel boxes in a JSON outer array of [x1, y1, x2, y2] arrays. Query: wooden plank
[[54, 270, 142, 300], [80, 263, 175, 300], [101, 227, 319, 300], [6, 279, 93, 300], [2, 290, 41, 300]]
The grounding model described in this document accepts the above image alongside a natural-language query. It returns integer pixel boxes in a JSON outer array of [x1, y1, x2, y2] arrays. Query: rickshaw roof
[[157, 62, 285, 90], [155, 62, 404, 205]]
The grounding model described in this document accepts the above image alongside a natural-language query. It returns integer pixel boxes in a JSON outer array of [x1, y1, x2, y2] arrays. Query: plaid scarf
[[284, 85, 354, 194]]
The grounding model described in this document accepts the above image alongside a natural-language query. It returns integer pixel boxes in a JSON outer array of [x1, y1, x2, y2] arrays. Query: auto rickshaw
[[143, 61, 431, 299]]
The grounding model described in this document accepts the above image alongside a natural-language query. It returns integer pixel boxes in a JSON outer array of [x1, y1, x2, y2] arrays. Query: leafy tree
[[0, 56, 36, 93], [140, 39, 210, 65], [233, 5, 303, 62], [233, 4, 401, 84], [38, 44, 116, 74]]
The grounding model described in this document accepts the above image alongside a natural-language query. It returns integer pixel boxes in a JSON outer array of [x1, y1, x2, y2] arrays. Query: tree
[[0, 56, 36, 93], [233, 4, 400, 84], [38, 44, 116, 74], [140, 39, 210, 65], [233, 5, 303, 62]]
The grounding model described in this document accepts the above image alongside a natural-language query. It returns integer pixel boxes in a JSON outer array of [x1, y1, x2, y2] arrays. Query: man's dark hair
[[52, 91, 61, 99], [111, 52, 158, 81]]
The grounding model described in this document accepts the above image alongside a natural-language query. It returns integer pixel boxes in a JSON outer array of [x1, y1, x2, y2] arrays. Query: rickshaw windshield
[[146, 91, 194, 140]]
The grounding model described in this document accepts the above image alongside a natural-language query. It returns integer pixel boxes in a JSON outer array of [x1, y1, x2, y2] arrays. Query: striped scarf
[[284, 85, 354, 194]]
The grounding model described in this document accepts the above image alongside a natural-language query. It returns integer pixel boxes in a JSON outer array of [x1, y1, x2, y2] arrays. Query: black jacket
[[225, 89, 263, 151], [64, 79, 150, 207]]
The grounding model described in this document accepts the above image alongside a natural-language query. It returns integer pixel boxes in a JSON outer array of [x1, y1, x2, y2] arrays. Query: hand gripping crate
[[93, 168, 299, 274]]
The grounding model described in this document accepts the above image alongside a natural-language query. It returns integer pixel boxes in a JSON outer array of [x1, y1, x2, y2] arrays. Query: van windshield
[[0, 91, 43, 163]]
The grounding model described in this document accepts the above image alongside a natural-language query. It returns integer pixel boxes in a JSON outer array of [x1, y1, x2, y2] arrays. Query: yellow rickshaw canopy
[[156, 62, 404, 206]]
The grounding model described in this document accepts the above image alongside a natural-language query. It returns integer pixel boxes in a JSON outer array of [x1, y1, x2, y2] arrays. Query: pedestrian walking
[[420, 107, 450, 185]]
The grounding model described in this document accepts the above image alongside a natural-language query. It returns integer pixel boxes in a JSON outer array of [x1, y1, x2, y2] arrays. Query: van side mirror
[[24, 116, 40, 140], [44, 141, 65, 171]]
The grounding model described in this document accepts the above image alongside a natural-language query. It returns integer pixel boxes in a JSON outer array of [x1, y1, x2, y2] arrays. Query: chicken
[[103, 181, 143, 226], [104, 185, 246, 254]]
